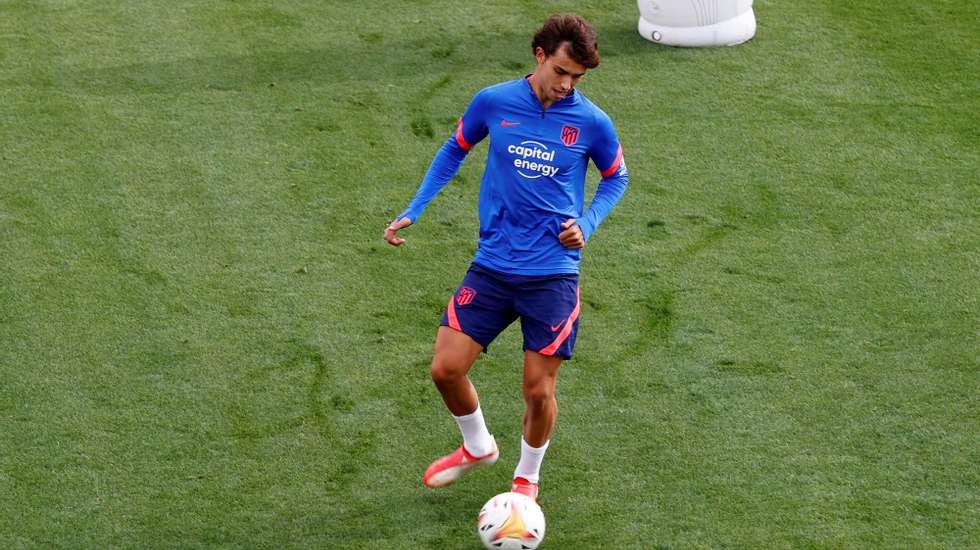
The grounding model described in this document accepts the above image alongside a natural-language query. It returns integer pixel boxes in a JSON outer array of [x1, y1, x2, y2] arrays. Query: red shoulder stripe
[[455, 117, 472, 151], [600, 145, 623, 178]]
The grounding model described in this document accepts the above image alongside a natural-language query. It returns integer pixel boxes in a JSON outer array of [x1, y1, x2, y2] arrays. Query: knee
[[430, 356, 464, 386], [522, 381, 555, 407]]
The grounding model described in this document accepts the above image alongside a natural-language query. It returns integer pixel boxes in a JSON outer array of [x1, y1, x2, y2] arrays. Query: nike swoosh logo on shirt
[[500, 120, 521, 127]]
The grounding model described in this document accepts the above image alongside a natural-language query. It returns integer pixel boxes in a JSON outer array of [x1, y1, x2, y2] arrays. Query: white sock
[[453, 405, 494, 457], [513, 437, 550, 483]]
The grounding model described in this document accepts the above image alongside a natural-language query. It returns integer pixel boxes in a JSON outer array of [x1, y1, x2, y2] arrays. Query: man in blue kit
[[384, 14, 629, 501]]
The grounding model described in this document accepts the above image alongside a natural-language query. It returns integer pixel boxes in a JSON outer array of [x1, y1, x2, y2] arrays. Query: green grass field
[[1, 0, 977, 547]]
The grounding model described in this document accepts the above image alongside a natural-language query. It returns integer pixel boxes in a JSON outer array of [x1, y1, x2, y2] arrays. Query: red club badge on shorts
[[560, 125, 580, 146], [456, 287, 477, 306]]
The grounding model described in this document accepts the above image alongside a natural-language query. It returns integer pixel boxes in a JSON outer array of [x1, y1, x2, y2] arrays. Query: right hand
[[558, 218, 585, 249], [383, 217, 413, 246]]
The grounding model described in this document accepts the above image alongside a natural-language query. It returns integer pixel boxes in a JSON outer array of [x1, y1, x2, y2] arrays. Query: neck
[[527, 72, 555, 109]]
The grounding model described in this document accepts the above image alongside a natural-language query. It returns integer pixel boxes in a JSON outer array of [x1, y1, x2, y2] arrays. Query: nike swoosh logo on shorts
[[550, 321, 565, 332]]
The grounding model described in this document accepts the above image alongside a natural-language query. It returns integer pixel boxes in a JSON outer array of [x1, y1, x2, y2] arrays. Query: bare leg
[[422, 326, 497, 488], [521, 350, 563, 446], [430, 326, 484, 416]]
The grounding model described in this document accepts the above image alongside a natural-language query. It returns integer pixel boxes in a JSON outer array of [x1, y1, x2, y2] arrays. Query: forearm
[[397, 137, 469, 223], [578, 173, 629, 240]]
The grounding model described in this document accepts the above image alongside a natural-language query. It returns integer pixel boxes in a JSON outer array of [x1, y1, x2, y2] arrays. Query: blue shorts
[[441, 263, 581, 359]]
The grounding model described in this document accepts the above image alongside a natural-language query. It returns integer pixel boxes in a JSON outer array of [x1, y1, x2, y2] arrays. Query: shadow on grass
[[7, 19, 670, 97]]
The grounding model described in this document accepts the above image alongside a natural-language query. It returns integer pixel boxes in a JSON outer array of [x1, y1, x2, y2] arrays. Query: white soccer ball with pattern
[[477, 492, 546, 549]]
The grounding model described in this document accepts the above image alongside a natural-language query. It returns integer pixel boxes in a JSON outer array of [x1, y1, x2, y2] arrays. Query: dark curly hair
[[531, 14, 600, 69]]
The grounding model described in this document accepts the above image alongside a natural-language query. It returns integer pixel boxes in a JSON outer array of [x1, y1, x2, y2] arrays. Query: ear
[[534, 46, 546, 66]]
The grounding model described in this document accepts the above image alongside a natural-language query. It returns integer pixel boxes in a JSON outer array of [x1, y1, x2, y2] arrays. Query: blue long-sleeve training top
[[398, 75, 629, 275]]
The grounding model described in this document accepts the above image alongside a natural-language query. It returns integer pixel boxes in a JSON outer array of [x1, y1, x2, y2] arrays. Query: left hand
[[558, 218, 585, 249], [383, 217, 413, 247]]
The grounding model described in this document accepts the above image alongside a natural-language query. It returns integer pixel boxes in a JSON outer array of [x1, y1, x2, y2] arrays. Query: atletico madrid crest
[[560, 125, 579, 146], [456, 287, 477, 306]]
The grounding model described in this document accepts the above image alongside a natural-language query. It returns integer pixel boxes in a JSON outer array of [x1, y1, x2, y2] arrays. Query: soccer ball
[[477, 492, 546, 549]]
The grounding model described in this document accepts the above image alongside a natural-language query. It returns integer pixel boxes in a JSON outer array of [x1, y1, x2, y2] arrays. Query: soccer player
[[384, 14, 629, 501]]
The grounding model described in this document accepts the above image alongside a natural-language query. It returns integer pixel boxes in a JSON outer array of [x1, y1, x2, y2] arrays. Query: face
[[533, 43, 588, 103]]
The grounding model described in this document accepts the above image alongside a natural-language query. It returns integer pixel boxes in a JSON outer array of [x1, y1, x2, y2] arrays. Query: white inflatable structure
[[637, 0, 756, 47]]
